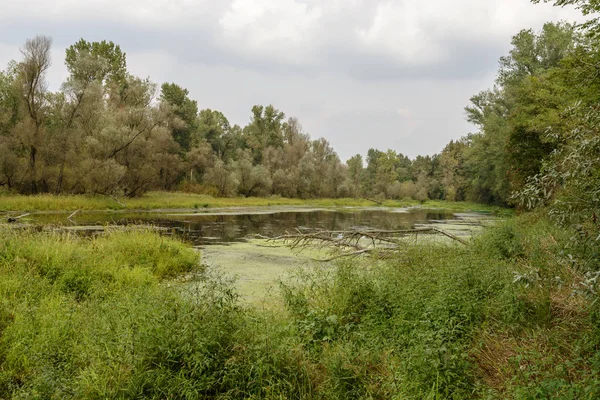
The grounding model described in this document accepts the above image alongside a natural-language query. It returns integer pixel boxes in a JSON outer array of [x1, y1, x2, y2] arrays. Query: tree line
[[0, 7, 597, 217]]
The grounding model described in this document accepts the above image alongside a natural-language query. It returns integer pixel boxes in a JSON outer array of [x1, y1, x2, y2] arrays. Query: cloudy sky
[[0, 0, 584, 161]]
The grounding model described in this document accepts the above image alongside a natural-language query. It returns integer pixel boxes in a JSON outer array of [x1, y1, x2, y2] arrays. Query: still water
[[30, 207, 456, 246]]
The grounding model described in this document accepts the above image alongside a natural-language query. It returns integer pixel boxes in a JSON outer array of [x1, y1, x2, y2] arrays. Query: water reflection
[[31, 208, 455, 246]]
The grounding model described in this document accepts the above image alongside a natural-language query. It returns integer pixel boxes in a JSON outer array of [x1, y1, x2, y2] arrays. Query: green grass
[[0, 191, 507, 213], [0, 213, 595, 398]]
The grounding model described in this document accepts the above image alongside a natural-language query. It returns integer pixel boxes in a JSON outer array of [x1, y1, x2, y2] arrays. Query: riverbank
[[0, 191, 508, 214], [0, 213, 597, 398]]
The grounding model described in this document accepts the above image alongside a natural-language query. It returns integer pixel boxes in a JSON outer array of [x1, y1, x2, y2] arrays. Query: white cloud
[[0, 0, 592, 160], [0, 44, 20, 70], [355, 0, 583, 66], [219, 0, 324, 64], [0, 0, 222, 27]]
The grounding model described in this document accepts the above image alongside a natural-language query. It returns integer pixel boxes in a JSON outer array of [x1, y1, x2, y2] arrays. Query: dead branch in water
[[7, 213, 31, 223], [67, 209, 80, 224], [108, 194, 125, 207], [363, 197, 383, 205], [255, 226, 467, 261]]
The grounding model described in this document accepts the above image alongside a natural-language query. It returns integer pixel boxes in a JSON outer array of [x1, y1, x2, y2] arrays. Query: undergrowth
[[0, 214, 597, 398], [0, 191, 506, 213]]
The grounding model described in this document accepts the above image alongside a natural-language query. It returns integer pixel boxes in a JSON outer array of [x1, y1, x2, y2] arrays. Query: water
[[22, 206, 490, 304], [28, 207, 456, 246]]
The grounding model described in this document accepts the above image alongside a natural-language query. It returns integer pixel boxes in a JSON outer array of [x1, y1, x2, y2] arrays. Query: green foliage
[[497, 22, 576, 86], [461, 22, 581, 205], [160, 83, 199, 152], [476, 219, 524, 260], [0, 229, 205, 397], [1, 213, 599, 398], [243, 105, 286, 164], [515, 105, 600, 271], [197, 109, 232, 158], [10, 26, 586, 203], [533, 0, 600, 36], [1, 13, 598, 205], [65, 38, 127, 84], [277, 215, 600, 398]]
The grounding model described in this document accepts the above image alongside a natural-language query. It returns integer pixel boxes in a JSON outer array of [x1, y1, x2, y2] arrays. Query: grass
[[0, 191, 508, 213], [0, 213, 596, 398]]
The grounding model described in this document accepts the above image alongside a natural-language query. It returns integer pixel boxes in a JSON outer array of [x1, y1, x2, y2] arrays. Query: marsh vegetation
[[2, 0, 600, 398], [1, 212, 599, 399]]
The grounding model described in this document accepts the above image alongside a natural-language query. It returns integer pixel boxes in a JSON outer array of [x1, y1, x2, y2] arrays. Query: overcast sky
[[0, 0, 585, 161]]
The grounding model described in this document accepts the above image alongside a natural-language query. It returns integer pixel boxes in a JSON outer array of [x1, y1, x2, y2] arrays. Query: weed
[[0, 213, 597, 398]]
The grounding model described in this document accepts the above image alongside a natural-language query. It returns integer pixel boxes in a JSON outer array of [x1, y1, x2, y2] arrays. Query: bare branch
[[67, 209, 80, 224], [255, 226, 468, 261], [7, 213, 31, 223]]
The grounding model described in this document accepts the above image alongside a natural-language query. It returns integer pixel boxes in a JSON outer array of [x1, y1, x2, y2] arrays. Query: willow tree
[[13, 36, 53, 194]]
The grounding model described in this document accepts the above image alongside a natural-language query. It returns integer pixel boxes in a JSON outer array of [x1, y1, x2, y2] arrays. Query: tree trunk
[[29, 145, 37, 194], [55, 160, 65, 195]]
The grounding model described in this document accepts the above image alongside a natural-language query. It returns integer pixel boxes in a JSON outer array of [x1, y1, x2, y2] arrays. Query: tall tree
[[160, 83, 198, 152], [243, 105, 285, 163], [16, 35, 52, 193], [532, 0, 600, 35], [0, 63, 22, 189], [65, 39, 127, 85], [197, 109, 230, 158], [346, 154, 363, 198]]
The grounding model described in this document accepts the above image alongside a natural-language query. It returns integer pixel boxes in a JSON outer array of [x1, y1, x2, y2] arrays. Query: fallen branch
[[7, 213, 31, 223], [109, 195, 125, 207], [67, 209, 80, 224], [363, 197, 383, 205], [317, 249, 373, 262], [431, 227, 469, 245], [255, 226, 468, 261]]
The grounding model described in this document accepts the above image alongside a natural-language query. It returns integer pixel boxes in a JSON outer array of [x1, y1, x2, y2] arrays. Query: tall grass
[[0, 214, 597, 398], [0, 191, 507, 213]]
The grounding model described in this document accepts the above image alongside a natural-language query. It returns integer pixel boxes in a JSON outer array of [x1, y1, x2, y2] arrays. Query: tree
[[514, 104, 600, 267], [53, 44, 112, 194], [16, 35, 52, 193], [204, 159, 237, 196], [374, 150, 400, 198], [463, 22, 580, 203], [497, 23, 576, 86], [65, 39, 127, 85], [345, 154, 363, 198], [297, 152, 316, 199], [234, 149, 272, 197], [197, 109, 231, 158], [412, 155, 439, 201], [160, 83, 198, 152], [533, 0, 600, 36], [243, 105, 285, 163], [439, 140, 468, 201], [0, 64, 22, 189], [0, 62, 19, 136], [363, 148, 383, 196]]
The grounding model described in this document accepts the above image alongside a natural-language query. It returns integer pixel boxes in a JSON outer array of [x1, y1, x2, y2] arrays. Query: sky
[[0, 0, 585, 161]]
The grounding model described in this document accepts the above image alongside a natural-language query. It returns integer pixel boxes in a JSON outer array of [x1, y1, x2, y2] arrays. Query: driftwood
[[67, 209, 80, 224], [7, 213, 31, 223], [109, 195, 125, 207], [363, 197, 383, 205], [256, 226, 468, 262]]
